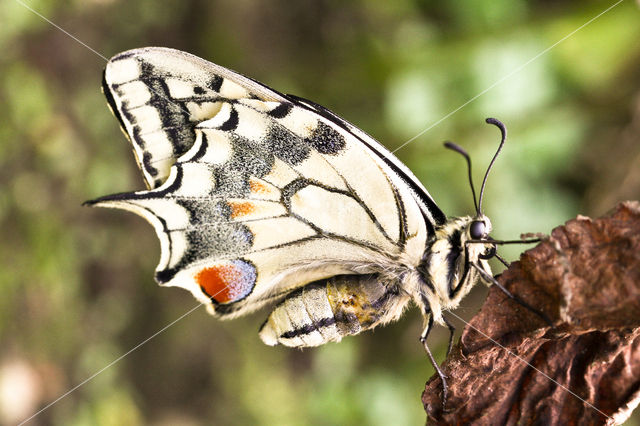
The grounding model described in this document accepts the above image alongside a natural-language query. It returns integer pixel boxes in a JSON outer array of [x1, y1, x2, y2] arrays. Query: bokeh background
[[1, 0, 639, 424]]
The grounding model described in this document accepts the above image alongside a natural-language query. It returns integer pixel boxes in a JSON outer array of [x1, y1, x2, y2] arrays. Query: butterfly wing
[[90, 47, 444, 317], [102, 46, 289, 189]]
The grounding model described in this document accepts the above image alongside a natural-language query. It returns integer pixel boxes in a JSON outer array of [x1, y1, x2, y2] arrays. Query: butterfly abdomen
[[259, 274, 409, 347]]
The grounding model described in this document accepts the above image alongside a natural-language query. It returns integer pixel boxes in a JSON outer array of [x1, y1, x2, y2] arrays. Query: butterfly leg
[[471, 263, 553, 327], [420, 315, 449, 408], [442, 315, 456, 358]]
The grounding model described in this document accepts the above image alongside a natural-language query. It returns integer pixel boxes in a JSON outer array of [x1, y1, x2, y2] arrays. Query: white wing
[[90, 47, 443, 316]]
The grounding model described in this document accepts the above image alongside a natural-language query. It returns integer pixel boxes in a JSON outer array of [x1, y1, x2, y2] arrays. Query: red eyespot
[[196, 260, 256, 303]]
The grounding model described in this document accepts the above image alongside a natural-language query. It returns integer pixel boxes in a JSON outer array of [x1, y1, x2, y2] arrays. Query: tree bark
[[423, 201, 640, 425]]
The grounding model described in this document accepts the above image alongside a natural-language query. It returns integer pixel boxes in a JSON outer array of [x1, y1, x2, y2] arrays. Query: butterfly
[[86, 47, 547, 399]]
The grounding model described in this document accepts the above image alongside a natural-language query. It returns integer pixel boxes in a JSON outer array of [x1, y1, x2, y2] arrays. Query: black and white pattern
[[88, 47, 496, 348]]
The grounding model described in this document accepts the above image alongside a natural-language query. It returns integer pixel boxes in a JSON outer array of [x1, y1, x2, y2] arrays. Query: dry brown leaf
[[423, 201, 640, 425]]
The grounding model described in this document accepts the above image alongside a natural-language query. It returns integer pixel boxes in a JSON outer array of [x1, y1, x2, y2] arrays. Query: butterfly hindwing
[[91, 47, 435, 317]]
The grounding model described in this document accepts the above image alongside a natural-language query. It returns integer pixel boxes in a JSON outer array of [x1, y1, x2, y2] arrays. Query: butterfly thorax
[[415, 215, 494, 324]]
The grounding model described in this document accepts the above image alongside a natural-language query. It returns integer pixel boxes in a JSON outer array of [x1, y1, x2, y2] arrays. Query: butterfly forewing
[[102, 47, 289, 189]]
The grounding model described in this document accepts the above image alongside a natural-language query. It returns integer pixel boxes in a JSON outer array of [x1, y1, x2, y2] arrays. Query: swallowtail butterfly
[[87, 48, 548, 399]]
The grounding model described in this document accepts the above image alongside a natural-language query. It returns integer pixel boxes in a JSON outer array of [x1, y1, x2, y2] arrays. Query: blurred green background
[[1, 0, 639, 424]]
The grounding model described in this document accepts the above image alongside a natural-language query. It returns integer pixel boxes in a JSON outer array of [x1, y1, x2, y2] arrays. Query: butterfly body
[[88, 47, 496, 348], [259, 214, 493, 347]]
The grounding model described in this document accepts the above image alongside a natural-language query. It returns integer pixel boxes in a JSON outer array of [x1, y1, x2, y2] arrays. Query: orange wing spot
[[228, 201, 255, 218], [196, 261, 256, 304], [249, 179, 269, 194]]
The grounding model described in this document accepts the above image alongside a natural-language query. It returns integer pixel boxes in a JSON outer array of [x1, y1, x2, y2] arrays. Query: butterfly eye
[[469, 220, 487, 240]]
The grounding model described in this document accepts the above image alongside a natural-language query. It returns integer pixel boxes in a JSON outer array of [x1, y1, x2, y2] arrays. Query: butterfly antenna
[[444, 141, 479, 214], [477, 118, 507, 214]]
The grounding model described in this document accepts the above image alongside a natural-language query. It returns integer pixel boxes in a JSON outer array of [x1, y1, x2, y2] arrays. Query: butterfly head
[[469, 216, 490, 240], [418, 119, 507, 311], [424, 214, 496, 303], [467, 214, 496, 257], [467, 214, 496, 253]]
